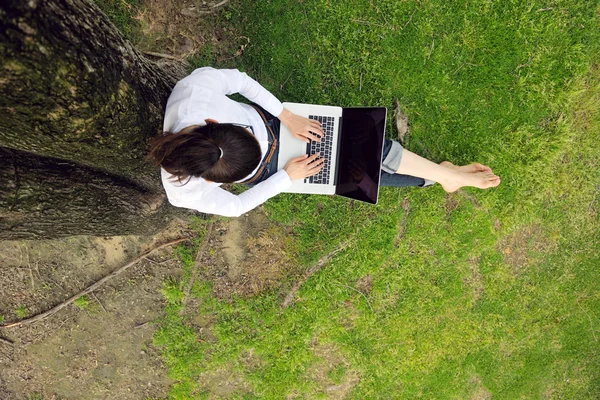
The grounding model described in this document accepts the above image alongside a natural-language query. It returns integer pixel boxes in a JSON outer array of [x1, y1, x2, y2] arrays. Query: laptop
[[277, 102, 387, 204]]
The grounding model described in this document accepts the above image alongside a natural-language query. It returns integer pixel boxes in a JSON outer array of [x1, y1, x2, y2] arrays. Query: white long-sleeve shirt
[[161, 67, 292, 217]]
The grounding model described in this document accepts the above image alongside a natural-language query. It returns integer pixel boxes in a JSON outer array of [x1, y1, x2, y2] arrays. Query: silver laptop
[[277, 102, 387, 204]]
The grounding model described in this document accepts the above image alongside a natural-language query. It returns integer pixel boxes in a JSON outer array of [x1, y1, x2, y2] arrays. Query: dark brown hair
[[147, 123, 262, 184]]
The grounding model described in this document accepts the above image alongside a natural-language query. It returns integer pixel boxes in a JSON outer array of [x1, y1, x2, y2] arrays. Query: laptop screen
[[334, 107, 386, 204]]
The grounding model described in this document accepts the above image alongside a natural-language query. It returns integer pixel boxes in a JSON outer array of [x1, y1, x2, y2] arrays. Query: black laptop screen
[[334, 107, 386, 204]]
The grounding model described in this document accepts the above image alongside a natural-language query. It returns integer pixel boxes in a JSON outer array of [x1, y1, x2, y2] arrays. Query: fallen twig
[[579, 303, 598, 342], [281, 240, 353, 309], [134, 321, 153, 329], [144, 51, 179, 61], [333, 281, 374, 313], [0, 238, 189, 329], [218, 36, 250, 62], [182, 0, 231, 16], [403, 12, 414, 29], [425, 36, 435, 64], [144, 257, 174, 266], [181, 223, 214, 311], [91, 293, 107, 313], [394, 197, 411, 246]]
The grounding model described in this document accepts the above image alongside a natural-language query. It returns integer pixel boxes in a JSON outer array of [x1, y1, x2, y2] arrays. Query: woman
[[148, 67, 500, 217]]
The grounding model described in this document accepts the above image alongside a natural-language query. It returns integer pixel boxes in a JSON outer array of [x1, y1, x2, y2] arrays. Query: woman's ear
[[205, 118, 219, 125]]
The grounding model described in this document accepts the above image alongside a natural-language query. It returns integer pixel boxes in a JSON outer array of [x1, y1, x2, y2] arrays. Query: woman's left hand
[[278, 108, 324, 143]]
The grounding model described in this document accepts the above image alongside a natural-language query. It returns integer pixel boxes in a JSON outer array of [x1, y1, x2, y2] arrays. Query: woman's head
[[148, 123, 262, 183]]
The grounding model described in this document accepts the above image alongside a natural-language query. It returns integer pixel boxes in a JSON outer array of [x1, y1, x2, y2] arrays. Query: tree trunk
[[0, 148, 175, 239], [0, 0, 184, 238]]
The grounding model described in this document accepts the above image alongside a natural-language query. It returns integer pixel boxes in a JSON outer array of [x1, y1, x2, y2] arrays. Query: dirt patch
[[134, 0, 242, 61], [305, 341, 360, 399], [195, 365, 251, 398], [463, 257, 484, 301], [0, 220, 190, 399], [355, 275, 373, 294], [468, 374, 492, 400], [197, 209, 299, 299], [444, 194, 460, 214], [238, 347, 264, 372], [492, 217, 502, 232], [497, 224, 558, 274]]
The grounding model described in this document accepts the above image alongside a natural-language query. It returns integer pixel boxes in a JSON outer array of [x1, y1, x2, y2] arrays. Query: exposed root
[[181, 222, 214, 311], [281, 240, 352, 309], [0, 237, 189, 329]]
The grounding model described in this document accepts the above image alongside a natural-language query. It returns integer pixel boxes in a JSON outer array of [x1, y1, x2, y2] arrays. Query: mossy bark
[[0, 0, 184, 238], [0, 148, 178, 239]]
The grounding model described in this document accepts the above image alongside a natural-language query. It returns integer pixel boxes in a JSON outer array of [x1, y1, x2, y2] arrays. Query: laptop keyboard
[[305, 115, 335, 184]]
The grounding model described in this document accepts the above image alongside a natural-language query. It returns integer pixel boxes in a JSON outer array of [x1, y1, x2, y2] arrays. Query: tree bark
[[0, 147, 177, 239], [0, 0, 185, 238]]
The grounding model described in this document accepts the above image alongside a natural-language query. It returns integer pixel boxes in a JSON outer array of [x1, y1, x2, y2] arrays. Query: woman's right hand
[[283, 154, 325, 181]]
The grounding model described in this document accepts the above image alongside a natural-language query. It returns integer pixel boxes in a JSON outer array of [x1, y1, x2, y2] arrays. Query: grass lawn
[[144, 0, 600, 398]]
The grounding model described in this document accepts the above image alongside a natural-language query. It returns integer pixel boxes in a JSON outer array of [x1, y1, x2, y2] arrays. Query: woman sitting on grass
[[148, 67, 500, 217]]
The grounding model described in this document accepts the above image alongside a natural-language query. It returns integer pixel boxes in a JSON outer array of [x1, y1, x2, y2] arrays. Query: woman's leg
[[379, 170, 425, 187], [396, 149, 500, 192]]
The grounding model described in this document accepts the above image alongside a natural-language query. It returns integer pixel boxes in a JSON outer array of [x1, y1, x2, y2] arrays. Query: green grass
[[14, 305, 28, 319], [101, 0, 600, 398], [94, 0, 141, 42], [73, 295, 91, 310]]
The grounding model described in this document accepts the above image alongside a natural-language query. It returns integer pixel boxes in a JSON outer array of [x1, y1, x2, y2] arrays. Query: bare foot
[[440, 161, 492, 173], [440, 170, 501, 193]]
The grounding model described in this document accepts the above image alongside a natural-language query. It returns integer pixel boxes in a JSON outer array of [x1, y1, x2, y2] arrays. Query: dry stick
[[0, 238, 189, 329], [144, 258, 174, 266], [143, 51, 179, 60], [281, 240, 353, 309], [134, 321, 152, 329], [91, 293, 107, 313], [403, 12, 414, 29], [181, 223, 214, 310], [333, 281, 374, 313], [578, 303, 598, 342], [195, 0, 231, 15], [425, 37, 435, 64], [205, 0, 230, 9], [47, 277, 65, 292]]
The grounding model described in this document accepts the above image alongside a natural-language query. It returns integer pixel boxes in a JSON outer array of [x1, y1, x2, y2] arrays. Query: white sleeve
[[168, 170, 292, 217], [181, 67, 284, 117]]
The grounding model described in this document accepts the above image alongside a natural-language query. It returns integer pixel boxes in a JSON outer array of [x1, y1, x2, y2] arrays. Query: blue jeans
[[379, 140, 426, 187], [247, 105, 425, 188]]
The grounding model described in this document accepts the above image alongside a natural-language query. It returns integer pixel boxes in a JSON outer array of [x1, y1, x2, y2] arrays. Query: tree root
[[0, 237, 189, 329], [181, 222, 214, 312], [281, 240, 353, 309], [181, 0, 231, 16]]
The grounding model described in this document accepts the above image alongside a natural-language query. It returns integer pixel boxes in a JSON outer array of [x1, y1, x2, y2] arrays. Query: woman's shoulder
[[160, 168, 220, 190]]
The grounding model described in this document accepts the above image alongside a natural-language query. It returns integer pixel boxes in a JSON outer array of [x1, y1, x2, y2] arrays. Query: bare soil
[[195, 209, 299, 300], [463, 256, 484, 302], [134, 0, 244, 62], [0, 219, 190, 399], [497, 223, 558, 274], [306, 340, 360, 399]]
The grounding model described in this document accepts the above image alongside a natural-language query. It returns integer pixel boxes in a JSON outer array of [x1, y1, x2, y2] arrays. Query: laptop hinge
[[332, 115, 343, 186]]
